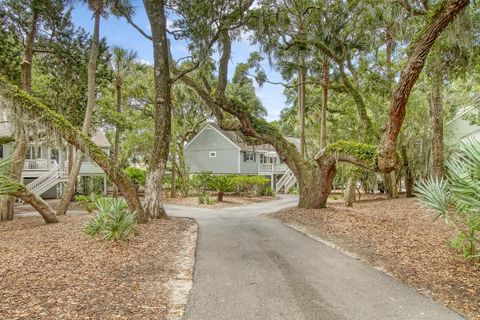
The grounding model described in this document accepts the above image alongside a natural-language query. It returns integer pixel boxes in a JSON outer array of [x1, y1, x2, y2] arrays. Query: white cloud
[[136, 58, 153, 65]]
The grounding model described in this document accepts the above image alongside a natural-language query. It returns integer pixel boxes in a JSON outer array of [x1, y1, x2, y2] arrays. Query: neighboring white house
[[184, 123, 299, 192], [445, 93, 480, 147], [0, 119, 110, 199]]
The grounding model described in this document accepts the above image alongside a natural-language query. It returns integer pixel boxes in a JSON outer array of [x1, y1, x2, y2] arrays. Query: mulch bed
[[165, 195, 277, 208], [0, 214, 197, 319], [270, 197, 480, 320]]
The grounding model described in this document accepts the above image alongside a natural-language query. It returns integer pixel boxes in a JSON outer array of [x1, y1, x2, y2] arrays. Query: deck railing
[[258, 163, 288, 174], [23, 159, 58, 170]]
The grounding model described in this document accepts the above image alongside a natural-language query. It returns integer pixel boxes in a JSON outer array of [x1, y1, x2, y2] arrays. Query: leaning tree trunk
[[57, 9, 101, 215], [428, 68, 444, 179], [379, 0, 469, 172], [12, 187, 58, 224], [0, 8, 38, 221], [0, 78, 148, 222], [144, 0, 171, 219]]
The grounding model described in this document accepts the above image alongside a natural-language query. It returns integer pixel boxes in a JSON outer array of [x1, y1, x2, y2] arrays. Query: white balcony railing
[[23, 159, 58, 170], [258, 163, 288, 174]]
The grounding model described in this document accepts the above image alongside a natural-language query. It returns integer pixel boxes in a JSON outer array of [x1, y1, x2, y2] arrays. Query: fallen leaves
[[0, 214, 197, 319], [270, 196, 480, 320]]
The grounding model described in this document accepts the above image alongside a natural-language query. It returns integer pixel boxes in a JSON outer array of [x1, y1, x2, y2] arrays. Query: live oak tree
[[179, 0, 470, 208]]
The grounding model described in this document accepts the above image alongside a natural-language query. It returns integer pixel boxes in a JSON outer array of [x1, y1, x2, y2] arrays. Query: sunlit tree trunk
[[57, 9, 101, 215], [144, 0, 171, 219]]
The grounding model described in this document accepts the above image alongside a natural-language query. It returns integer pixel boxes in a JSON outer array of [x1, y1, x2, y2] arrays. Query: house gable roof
[[185, 122, 299, 153]]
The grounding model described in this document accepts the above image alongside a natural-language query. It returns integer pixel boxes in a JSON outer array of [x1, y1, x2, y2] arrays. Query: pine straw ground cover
[[270, 197, 480, 320], [165, 195, 277, 208], [0, 214, 197, 319]]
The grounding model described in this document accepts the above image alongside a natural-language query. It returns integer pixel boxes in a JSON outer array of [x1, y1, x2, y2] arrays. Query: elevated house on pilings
[[184, 123, 300, 193], [0, 117, 110, 199]]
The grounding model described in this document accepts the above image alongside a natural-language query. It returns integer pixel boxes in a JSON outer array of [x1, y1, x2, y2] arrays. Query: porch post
[[103, 175, 107, 196], [271, 174, 274, 189]]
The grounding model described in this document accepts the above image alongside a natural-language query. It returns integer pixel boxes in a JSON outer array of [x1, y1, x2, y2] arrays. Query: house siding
[[445, 114, 480, 147], [184, 126, 240, 174], [239, 151, 261, 174]]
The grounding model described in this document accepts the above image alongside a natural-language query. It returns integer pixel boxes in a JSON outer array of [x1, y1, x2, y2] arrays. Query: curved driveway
[[166, 196, 465, 320]]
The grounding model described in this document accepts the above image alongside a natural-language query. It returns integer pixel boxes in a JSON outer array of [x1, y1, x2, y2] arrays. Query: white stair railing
[[275, 168, 298, 194], [284, 173, 297, 193], [26, 165, 68, 196]]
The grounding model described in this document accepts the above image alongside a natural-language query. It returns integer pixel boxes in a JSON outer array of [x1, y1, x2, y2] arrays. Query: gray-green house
[[184, 123, 299, 190]]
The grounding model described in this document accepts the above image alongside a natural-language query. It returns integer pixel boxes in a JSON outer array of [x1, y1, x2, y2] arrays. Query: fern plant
[[414, 138, 480, 260], [85, 197, 137, 241]]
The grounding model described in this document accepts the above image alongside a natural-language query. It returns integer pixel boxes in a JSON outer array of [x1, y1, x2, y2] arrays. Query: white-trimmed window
[[209, 151, 217, 158], [243, 151, 255, 162]]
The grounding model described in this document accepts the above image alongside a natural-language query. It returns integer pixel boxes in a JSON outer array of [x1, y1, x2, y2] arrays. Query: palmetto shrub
[[414, 138, 480, 260], [85, 197, 137, 241], [208, 175, 235, 201]]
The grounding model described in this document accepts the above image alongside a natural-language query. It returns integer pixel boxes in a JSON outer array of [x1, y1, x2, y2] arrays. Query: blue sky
[[71, 2, 286, 121]]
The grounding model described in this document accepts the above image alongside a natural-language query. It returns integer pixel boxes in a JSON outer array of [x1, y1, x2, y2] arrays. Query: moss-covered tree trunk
[[0, 77, 148, 222], [143, 0, 171, 219], [12, 187, 58, 224], [57, 9, 101, 216], [0, 8, 38, 222]]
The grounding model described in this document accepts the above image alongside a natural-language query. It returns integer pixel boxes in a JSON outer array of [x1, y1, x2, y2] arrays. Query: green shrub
[[231, 175, 270, 195], [415, 138, 480, 260], [198, 193, 214, 205], [75, 193, 101, 213], [191, 172, 213, 194], [208, 175, 235, 201], [123, 167, 146, 191], [84, 197, 137, 241], [288, 186, 299, 195], [260, 186, 275, 196]]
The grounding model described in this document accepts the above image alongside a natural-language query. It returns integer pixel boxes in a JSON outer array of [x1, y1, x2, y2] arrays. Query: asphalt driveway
[[166, 196, 465, 320]]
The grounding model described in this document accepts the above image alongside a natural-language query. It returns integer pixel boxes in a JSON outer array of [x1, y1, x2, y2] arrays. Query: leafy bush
[[198, 193, 214, 205], [208, 175, 235, 201], [415, 139, 480, 260], [123, 167, 146, 191], [260, 186, 275, 196], [288, 186, 299, 195], [75, 193, 101, 213], [190, 172, 213, 194], [84, 197, 137, 241], [231, 175, 270, 195]]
